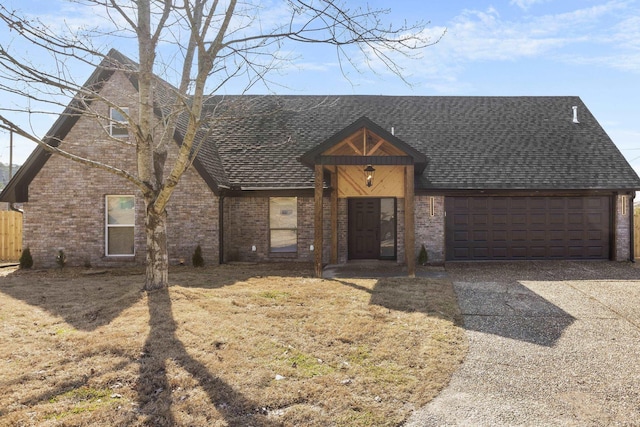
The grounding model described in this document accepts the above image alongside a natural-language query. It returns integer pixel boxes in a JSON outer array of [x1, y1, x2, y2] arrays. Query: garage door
[[445, 196, 611, 260]]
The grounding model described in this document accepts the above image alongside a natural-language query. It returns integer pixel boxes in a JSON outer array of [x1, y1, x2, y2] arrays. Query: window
[[106, 195, 135, 256], [110, 107, 129, 137], [269, 197, 297, 253]]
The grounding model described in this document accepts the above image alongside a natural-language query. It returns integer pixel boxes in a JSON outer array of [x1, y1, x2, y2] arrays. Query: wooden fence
[[0, 210, 22, 262]]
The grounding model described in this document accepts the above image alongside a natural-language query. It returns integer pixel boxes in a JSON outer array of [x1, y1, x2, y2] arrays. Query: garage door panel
[[512, 230, 528, 241], [530, 230, 546, 241], [471, 198, 488, 209], [587, 230, 603, 240], [473, 231, 488, 241], [493, 214, 508, 224], [493, 247, 508, 258], [493, 198, 509, 209], [453, 213, 469, 225], [529, 198, 546, 209], [549, 213, 565, 224], [531, 246, 547, 258], [568, 199, 584, 209], [493, 230, 508, 241], [473, 248, 490, 258], [531, 213, 546, 224], [511, 247, 528, 258], [445, 196, 610, 260], [512, 214, 527, 224], [454, 231, 469, 242], [587, 246, 605, 257], [473, 214, 489, 225], [586, 197, 605, 208], [568, 213, 583, 224]]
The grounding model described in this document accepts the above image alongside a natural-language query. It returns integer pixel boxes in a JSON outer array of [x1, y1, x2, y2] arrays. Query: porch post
[[314, 164, 324, 277], [405, 164, 416, 277], [330, 167, 338, 264]]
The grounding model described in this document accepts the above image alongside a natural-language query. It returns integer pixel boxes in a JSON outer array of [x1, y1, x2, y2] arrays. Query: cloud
[[510, 0, 549, 10], [368, 0, 640, 93]]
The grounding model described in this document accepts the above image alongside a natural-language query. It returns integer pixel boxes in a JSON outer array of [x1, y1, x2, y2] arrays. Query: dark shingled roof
[[195, 95, 640, 191], [2, 48, 638, 204]]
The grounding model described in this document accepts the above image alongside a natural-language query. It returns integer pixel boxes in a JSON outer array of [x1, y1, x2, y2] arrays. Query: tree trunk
[[144, 205, 169, 290]]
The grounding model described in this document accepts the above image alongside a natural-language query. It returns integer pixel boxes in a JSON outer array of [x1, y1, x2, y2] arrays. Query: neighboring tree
[[0, 0, 435, 290]]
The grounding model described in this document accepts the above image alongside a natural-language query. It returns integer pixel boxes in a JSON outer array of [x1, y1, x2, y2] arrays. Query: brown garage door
[[445, 196, 611, 260]]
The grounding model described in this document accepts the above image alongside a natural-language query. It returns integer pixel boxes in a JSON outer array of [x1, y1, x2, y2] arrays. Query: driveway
[[405, 261, 640, 426]]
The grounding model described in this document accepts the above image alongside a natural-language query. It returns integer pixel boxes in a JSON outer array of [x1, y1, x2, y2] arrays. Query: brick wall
[[24, 71, 219, 268], [223, 196, 330, 263], [415, 195, 445, 264], [615, 194, 632, 261]]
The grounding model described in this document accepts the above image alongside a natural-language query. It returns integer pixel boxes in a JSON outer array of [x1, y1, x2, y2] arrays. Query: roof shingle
[[192, 95, 640, 191]]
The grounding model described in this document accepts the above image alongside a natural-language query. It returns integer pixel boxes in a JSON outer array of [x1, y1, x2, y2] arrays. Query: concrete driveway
[[405, 261, 640, 426]]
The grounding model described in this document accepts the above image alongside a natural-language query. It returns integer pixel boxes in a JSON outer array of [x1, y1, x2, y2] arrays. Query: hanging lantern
[[364, 164, 376, 187]]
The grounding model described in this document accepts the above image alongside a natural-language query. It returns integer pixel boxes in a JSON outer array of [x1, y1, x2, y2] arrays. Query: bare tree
[[0, 0, 434, 290]]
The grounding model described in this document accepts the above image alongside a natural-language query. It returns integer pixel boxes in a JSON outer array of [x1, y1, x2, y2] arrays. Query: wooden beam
[[314, 164, 324, 277], [363, 129, 367, 155], [330, 168, 338, 264], [368, 138, 385, 156], [346, 138, 362, 156], [405, 164, 415, 277]]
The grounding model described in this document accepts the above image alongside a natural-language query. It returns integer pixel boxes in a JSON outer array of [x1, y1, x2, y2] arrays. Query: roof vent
[[391, 126, 395, 136], [572, 106, 579, 124]]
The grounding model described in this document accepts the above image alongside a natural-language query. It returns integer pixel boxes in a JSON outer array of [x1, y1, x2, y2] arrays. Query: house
[[2, 50, 639, 274]]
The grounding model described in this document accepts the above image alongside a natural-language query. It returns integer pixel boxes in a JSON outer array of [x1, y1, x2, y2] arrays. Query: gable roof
[[2, 49, 639, 202], [299, 115, 428, 173], [0, 49, 229, 202], [200, 95, 640, 191]]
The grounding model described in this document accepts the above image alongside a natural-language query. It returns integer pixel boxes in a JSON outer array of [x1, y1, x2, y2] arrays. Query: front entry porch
[[301, 116, 428, 278]]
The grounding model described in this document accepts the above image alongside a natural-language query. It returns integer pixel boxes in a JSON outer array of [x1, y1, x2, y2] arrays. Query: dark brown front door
[[349, 198, 381, 259]]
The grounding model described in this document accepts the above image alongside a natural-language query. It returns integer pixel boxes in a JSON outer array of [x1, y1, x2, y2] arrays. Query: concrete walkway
[[405, 261, 640, 426]]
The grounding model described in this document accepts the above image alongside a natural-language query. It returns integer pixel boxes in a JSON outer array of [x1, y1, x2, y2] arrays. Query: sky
[[1, 0, 639, 181]]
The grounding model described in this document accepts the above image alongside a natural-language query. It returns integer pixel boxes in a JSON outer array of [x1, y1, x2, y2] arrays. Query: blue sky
[[1, 0, 639, 179]]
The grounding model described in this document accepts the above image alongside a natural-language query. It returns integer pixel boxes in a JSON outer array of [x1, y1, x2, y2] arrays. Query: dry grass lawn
[[0, 263, 467, 426]]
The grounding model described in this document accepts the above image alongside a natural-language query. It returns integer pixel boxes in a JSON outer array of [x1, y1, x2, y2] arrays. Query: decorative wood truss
[[301, 117, 427, 279]]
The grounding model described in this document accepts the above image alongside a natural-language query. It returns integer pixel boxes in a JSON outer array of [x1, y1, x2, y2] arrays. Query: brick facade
[[222, 196, 330, 263], [615, 194, 632, 261], [415, 195, 445, 264], [24, 72, 219, 268], [18, 70, 636, 268]]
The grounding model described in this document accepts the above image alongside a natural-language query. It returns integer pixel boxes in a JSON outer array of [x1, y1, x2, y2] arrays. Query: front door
[[348, 198, 396, 260]]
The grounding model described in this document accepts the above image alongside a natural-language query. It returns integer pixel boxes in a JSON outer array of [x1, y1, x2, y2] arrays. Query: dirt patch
[[0, 263, 467, 426]]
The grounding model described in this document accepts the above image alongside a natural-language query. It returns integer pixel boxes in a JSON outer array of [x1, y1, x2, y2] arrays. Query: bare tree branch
[[0, 0, 436, 288]]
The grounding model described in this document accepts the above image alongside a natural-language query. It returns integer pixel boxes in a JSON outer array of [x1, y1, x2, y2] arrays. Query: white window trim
[[110, 107, 129, 137], [105, 195, 135, 256]]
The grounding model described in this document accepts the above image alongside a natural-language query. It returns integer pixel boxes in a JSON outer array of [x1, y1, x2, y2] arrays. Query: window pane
[[110, 108, 126, 122], [270, 197, 297, 229], [380, 198, 396, 258], [108, 227, 134, 255], [270, 230, 297, 253], [107, 196, 135, 225], [110, 108, 129, 137]]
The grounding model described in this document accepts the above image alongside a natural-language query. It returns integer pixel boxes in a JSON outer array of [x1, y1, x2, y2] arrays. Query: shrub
[[418, 244, 428, 266], [56, 250, 67, 269], [19, 247, 33, 269], [192, 244, 204, 267]]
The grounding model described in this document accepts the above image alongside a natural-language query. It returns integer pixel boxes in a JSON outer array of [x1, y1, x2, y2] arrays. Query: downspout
[[218, 195, 224, 265], [630, 192, 635, 263], [8, 130, 22, 213]]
